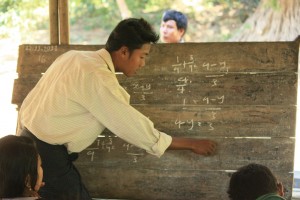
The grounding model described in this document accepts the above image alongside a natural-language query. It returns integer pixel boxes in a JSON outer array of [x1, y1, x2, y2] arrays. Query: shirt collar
[[256, 193, 285, 200], [97, 48, 115, 73]]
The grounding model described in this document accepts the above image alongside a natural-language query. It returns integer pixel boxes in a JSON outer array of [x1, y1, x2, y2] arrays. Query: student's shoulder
[[256, 193, 286, 200]]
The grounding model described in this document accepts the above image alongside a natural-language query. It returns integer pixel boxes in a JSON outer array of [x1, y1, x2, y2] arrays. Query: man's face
[[117, 43, 151, 77], [160, 20, 185, 43]]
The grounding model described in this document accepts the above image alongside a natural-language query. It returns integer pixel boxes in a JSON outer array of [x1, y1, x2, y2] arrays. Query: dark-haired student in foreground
[[17, 18, 217, 200], [0, 135, 44, 199], [227, 163, 286, 200]]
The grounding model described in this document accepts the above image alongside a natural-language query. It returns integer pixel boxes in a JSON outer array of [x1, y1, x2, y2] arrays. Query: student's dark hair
[[105, 18, 159, 53], [162, 10, 188, 33], [227, 163, 278, 200], [0, 135, 39, 198]]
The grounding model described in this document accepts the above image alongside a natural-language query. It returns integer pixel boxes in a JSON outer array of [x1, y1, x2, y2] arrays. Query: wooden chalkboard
[[12, 41, 299, 200]]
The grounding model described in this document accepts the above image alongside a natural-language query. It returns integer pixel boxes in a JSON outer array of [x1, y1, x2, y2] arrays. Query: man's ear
[[277, 182, 285, 197], [178, 28, 185, 38], [119, 46, 129, 57]]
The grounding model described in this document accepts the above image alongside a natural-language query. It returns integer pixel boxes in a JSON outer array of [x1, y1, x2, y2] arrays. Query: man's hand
[[190, 139, 217, 156], [168, 137, 217, 156]]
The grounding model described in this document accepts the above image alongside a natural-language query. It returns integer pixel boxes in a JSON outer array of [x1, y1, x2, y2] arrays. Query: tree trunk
[[230, 0, 300, 41], [116, 0, 132, 19]]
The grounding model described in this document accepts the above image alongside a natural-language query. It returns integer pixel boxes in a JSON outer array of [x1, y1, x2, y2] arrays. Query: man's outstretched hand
[[168, 137, 217, 156]]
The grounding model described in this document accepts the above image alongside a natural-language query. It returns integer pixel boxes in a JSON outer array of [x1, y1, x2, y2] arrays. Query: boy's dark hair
[[162, 10, 188, 33], [227, 163, 279, 200], [105, 18, 159, 53], [0, 135, 39, 198]]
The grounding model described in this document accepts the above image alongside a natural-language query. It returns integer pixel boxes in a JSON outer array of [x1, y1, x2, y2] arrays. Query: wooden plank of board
[[11, 73, 297, 106], [75, 166, 294, 200], [15, 42, 298, 75], [75, 137, 295, 172]]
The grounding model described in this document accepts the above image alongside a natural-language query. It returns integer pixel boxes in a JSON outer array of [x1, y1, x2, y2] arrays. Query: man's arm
[[168, 137, 217, 156]]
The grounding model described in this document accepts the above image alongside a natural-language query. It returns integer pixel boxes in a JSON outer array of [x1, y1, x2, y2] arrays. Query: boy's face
[[160, 20, 185, 43], [116, 43, 151, 77]]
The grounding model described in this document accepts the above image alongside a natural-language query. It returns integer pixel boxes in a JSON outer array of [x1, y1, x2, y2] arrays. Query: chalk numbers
[[85, 138, 144, 163], [172, 55, 229, 133], [131, 83, 153, 101], [175, 110, 217, 132]]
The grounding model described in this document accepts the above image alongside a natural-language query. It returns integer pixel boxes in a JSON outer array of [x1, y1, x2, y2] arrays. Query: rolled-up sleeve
[[148, 130, 172, 157], [77, 71, 172, 157]]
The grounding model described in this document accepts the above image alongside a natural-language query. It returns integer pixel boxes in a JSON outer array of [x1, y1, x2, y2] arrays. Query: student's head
[[227, 163, 284, 200], [0, 135, 43, 198], [105, 18, 159, 77], [160, 10, 188, 43]]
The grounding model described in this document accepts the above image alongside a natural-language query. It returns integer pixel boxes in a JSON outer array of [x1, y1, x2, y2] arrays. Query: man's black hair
[[162, 10, 188, 34], [105, 18, 159, 53]]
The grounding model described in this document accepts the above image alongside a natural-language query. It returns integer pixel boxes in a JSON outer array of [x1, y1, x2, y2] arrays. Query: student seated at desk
[[227, 163, 286, 200], [0, 135, 44, 199]]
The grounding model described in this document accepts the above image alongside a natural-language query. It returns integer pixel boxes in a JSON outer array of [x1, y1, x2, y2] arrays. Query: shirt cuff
[[147, 131, 172, 158]]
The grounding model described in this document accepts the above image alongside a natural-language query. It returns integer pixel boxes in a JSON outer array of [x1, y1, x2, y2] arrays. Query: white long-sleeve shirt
[[17, 49, 172, 157]]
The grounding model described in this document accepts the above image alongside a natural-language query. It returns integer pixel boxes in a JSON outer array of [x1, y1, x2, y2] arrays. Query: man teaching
[[17, 18, 217, 200]]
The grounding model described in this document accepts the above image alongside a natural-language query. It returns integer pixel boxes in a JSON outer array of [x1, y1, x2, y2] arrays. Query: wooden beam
[[49, 0, 59, 44], [58, 0, 70, 44]]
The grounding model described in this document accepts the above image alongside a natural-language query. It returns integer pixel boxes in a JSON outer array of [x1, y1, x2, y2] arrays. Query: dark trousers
[[20, 128, 91, 200]]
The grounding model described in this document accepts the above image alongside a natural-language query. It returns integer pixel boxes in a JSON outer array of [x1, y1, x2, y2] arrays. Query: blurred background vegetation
[[0, 0, 260, 44]]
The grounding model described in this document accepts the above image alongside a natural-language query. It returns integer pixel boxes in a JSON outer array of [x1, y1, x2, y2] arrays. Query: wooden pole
[[116, 0, 132, 19], [59, 0, 70, 45], [49, 0, 59, 44]]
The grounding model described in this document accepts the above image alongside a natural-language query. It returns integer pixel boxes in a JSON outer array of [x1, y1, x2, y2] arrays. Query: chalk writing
[[39, 55, 47, 64], [211, 79, 218, 87], [126, 153, 145, 163], [203, 95, 225, 104], [175, 118, 215, 131], [170, 56, 229, 133], [122, 143, 145, 163], [25, 45, 58, 52], [176, 77, 192, 94], [131, 82, 153, 101], [132, 83, 151, 91], [100, 138, 115, 152], [172, 55, 198, 73], [84, 137, 145, 163], [202, 61, 228, 73], [211, 111, 217, 120], [87, 150, 96, 162], [171, 54, 229, 73]]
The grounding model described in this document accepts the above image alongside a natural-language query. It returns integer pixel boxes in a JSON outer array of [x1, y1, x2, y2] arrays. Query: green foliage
[[0, 0, 260, 42], [69, 0, 175, 30], [264, 0, 280, 10], [0, 0, 21, 13], [202, 0, 260, 7], [70, 0, 120, 30], [0, 0, 48, 39]]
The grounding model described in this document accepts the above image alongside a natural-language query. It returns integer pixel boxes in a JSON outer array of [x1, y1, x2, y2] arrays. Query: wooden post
[[59, 0, 70, 45], [49, 0, 59, 44], [116, 0, 132, 19]]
